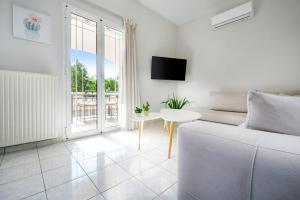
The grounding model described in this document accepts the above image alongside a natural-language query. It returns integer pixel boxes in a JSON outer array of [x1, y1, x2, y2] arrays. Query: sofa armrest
[[177, 121, 300, 200]]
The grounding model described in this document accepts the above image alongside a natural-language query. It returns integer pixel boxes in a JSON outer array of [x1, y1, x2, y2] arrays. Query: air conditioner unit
[[211, 1, 254, 29]]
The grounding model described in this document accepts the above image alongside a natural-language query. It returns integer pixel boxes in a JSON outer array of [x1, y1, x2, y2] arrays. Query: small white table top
[[160, 109, 201, 122], [131, 112, 161, 122], [131, 109, 201, 123]]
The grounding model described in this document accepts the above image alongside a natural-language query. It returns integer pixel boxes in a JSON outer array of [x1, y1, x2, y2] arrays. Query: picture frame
[[13, 5, 51, 44]]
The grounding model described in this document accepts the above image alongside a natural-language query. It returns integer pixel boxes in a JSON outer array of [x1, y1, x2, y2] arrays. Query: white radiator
[[0, 70, 58, 147]]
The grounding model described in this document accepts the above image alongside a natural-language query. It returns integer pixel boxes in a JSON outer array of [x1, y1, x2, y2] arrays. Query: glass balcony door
[[70, 13, 99, 135], [65, 7, 122, 138], [104, 27, 122, 129]]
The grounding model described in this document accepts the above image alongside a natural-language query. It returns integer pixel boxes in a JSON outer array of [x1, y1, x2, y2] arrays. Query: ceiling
[[136, 0, 248, 25]]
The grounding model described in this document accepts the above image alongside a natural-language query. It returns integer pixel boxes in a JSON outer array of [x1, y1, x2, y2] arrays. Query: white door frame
[[63, 4, 105, 139]]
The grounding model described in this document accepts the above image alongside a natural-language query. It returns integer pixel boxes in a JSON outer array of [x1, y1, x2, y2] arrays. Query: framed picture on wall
[[13, 5, 51, 44]]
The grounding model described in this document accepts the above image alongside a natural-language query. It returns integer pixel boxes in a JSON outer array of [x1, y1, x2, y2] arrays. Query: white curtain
[[121, 18, 140, 130]]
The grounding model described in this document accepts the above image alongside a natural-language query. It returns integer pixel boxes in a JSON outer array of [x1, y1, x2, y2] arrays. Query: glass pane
[[71, 13, 97, 133], [104, 26, 122, 128]]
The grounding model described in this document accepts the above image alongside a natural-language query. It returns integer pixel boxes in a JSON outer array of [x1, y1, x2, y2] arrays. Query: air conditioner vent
[[211, 1, 254, 29]]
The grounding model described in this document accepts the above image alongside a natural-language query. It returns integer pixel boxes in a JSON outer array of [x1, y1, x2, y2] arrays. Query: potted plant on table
[[161, 94, 190, 132], [134, 106, 143, 116], [142, 101, 150, 116], [162, 94, 190, 109]]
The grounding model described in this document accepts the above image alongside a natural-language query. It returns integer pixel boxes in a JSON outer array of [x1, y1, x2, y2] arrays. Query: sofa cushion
[[209, 91, 248, 113], [245, 90, 300, 136], [191, 107, 246, 126]]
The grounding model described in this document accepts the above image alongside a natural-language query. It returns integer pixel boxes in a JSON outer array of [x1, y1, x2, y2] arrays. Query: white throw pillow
[[244, 90, 300, 136]]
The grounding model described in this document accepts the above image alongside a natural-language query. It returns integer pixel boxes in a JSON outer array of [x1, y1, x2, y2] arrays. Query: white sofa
[[177, 121, 300, 200], [178, 91, 300, 200]]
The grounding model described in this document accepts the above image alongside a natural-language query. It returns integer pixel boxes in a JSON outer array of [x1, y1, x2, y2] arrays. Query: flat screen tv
[[151, 56, 187, 81]]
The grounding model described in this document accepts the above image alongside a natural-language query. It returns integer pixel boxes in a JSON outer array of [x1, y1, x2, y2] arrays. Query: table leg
[[167, 121, 175, 159], [164, 120, 170, 134], [138, 121, 144, 150]]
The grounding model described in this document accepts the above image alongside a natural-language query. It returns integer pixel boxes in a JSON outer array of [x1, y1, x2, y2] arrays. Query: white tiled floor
[[0, 122, 180, 200]]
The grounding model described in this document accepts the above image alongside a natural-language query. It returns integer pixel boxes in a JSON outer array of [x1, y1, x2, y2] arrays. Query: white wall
[[0, 0, 177, 137], [176, 0, 300, 107]]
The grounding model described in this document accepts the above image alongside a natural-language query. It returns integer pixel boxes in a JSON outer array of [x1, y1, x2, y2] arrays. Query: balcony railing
[[72, 92, 119, 131]]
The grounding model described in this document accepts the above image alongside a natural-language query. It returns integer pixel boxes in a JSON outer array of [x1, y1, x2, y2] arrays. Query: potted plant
[[142, 101, 150, 116], [162, 94, 190, 109], [134, 106, 143, 116]]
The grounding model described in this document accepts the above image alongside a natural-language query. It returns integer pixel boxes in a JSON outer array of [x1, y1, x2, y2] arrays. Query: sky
[[71, 49, 119, 79]]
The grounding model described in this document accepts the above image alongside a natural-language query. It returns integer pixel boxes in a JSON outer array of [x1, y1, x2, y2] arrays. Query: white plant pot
[[135, 113, 142, 117]]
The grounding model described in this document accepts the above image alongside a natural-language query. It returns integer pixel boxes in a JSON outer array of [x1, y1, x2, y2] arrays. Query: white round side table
[[131, 112, 161, 150], [160, 109, 201, 159]]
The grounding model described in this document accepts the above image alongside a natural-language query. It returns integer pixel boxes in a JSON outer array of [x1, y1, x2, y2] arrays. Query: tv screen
[[151, 56, 187, 81]]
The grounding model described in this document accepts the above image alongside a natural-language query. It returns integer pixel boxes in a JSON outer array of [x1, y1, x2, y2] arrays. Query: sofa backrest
[[208, 90, 300, 114], [209, 91, 248, 113]]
